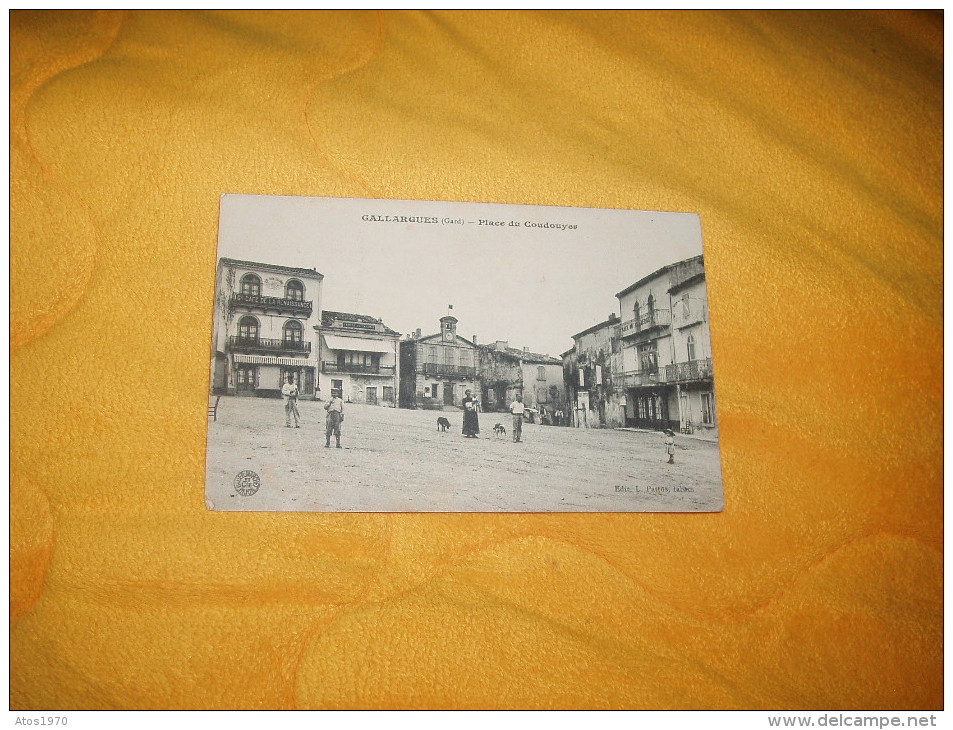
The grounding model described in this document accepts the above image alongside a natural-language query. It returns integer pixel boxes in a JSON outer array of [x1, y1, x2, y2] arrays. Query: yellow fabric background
[[10, 10, 942, 710]]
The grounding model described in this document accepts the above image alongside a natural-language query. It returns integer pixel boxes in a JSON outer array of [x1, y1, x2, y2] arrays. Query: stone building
[[615, 255, 716, 437], [399, 315, 480, 409], [317, 311, 400, 406], [480, 341, 566, 418], [566, 314, 625, 428], [210, 258, 322, 398]]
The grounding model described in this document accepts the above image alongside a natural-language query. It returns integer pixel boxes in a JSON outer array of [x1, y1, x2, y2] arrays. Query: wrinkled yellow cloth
[[10, 10, 941, 709]]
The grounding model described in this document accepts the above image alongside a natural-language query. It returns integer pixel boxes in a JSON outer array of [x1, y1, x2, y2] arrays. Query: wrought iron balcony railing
[[665, 358, 713, 383], [228, 336, 312, 354], [624, 369, 665, 387], [230, 293, 313, 315]]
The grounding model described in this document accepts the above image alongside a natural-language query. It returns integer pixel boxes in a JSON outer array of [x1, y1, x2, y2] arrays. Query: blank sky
[[217, 195, 704, 357]]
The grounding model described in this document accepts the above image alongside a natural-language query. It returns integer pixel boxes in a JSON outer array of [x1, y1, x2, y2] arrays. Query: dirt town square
[[205, 398, 724, 513]]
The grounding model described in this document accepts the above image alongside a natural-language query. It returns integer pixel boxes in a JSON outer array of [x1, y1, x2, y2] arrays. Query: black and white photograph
[[205, 195, 724, 512]]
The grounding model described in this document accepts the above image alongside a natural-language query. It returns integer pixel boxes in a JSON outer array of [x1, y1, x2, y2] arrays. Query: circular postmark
[[233, 470, 261, 496]]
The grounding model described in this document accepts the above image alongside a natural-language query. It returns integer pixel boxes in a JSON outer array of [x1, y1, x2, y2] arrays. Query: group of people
[[461, 389, 527, 443], [281, 375, 344, 448], [282, 376, 675, 461]]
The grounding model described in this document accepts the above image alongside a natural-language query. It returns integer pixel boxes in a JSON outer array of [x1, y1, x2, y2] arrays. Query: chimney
[[495, 340, 508, 351], [523, 346, 529, 353], [472, 334, 478, 345], [415, 328, 421, 339]]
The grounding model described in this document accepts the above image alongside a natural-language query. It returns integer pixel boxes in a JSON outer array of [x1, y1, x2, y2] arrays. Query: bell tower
[[440, 315, 458, 342]]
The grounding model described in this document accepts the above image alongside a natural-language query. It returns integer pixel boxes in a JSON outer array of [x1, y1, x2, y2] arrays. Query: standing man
[[510, 393, 525, 443], [282, 373, 300, 428], [325, 388, 344, 448]]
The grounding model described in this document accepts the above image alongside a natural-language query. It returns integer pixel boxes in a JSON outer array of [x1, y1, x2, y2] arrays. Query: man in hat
[[281, 373, 300, 428], [325, 388, 344, 448]]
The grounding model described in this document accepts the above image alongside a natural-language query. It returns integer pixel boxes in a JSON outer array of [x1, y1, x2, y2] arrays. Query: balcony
[[230, 293, 312, 316], [624, 369, 666, 388], [322, 362, 395, 376], [421, 362, 476, 378], [619, 309, 671, 339], [672, 300, 707, 329], [665, 358, 714, 383], [228, 336, 311, 354]]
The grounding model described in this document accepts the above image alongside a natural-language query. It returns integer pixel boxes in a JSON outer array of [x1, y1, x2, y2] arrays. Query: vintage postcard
[[205, 195, 724, 512]]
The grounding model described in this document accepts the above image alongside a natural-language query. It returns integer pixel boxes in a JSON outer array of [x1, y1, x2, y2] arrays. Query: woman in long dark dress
[[462, 389, 480, 438]]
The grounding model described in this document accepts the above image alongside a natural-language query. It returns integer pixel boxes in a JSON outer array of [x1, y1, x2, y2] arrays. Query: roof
[[219, 257, 323, 279], [484, 343, 561, 365], [322, 310, 400, 336], [614, 254, 703, 300], [571, 317, 618, 341], [416, 332, 478, 347]]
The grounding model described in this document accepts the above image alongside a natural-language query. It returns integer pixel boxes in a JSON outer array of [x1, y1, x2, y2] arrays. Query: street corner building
[[565, 255, 717, 439], [317, 311, 401, 406], [210, 258, 323, 399]]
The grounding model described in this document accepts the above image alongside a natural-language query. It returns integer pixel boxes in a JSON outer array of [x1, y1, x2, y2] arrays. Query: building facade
[[664, 257, 717, 436], [480, 341, 566, 418], [399, 316, 480, 409], [615, 255, 716, 437], [561, 255, 717, 437], [210, 258, 322, 398], [616, 264, 678, 431], [566, 315, 625, 428], [317, 311, 400, 406]]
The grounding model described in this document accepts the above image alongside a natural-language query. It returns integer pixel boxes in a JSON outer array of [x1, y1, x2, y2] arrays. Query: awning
[[233, 354, 315, 367], [322, 334, 393, 353]]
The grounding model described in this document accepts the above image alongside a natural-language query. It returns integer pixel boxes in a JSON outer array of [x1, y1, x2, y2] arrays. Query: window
[[240, 274, 261, 297], [285, 279, 304, 301], [238, 316, 259, 342], [283, 320, 303, 347], [383, 386, 394, 402], [687, 334, 696, 362], [638, 341, 658, 373], [701, 393, 714, 425], [429, 347, 437, 363], [235, 365, 256, 390], [446, 348, 455, 366], [633, 301, 640, 322], [537, 366, 546, 381], [647, 293, 655, 315]]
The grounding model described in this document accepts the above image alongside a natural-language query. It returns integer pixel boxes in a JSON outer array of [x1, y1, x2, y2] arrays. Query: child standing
[[664, 429, 676, 464]]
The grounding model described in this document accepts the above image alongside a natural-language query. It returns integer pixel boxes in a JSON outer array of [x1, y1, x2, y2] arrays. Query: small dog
[[493, 423, 507, 439], [437, 417, 451, 432]]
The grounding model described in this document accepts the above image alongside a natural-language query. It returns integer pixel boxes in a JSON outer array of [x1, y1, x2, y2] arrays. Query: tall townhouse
[[665, 257, 717, 437], [567, 315, 625, 428], [316, 311, 401, 406], [615, 255, 716, 436], [616, 264, 678, 431], [398, 316, 480, 409], [210, 258, 322, 397]]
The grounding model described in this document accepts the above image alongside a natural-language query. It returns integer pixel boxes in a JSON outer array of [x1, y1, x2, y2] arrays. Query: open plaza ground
[[205, 397, 724, 512]]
